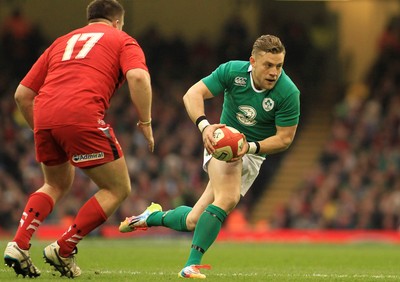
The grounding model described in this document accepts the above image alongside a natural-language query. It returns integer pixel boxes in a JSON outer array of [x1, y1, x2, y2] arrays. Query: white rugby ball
[[212, 126, 244, 161]]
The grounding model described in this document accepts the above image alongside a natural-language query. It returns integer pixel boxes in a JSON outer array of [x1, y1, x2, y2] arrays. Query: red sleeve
[[119, 36, 148, 75], [20, 50, 49, 93]]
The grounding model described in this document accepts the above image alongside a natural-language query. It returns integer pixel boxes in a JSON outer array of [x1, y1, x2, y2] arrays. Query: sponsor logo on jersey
[[72, 152, 105, 163], [234, 76, 247, 87], [262, 98, 274, 111], [236, 105, 257, 126]]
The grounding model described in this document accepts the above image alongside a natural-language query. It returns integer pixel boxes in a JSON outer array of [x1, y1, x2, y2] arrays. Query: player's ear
[[250, 56, 256, 66], [113, 18, 124, 30]]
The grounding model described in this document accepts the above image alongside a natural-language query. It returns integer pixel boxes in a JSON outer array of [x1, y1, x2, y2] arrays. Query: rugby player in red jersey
[[3, 0, 154, 278]]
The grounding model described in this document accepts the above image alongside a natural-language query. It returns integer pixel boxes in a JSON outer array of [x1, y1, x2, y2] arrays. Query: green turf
[[1, 237, 400, 281]]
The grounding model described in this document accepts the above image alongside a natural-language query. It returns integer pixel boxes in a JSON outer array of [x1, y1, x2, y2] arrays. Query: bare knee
[[186, 213, 198, 231], [214, 193, 241, 214], [38, 183, 71, 204], [185, 193, 240, 231], [117, 185, 131, 201], [101, 184, 130, 205]]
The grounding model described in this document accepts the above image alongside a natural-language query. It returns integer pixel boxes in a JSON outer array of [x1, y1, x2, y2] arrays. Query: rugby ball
[[212, 126, 244, 161]]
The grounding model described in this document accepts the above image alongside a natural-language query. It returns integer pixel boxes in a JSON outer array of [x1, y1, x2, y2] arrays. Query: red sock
[[58, 196, 107, 257], [13, 192, 54, 250]]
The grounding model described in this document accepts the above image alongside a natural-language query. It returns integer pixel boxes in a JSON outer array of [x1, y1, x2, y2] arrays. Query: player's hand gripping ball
[[212, 126, 244, 161]]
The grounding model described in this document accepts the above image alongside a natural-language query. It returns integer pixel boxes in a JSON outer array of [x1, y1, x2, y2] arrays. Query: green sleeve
[[201, 62, 230, 96], [276, 91, 300, 127]]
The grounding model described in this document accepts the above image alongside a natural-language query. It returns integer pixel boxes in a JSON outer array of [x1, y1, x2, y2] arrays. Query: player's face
[[250, 51, 285, 90]]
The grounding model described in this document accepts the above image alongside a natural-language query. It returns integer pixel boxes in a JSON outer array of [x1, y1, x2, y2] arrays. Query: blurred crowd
[[273, 16, 400, 230]]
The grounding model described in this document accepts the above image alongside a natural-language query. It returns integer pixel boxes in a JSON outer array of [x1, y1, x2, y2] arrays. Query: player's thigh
[[82, 157, 131, 195], [54, 125, 130, 195], [35, 128, 69, 166], [50, 124, 129, 194], [35, 129, 75, 192], [41, 161, 75, 190], [208, 158, 242, 209], [208, 158, 242, 193]]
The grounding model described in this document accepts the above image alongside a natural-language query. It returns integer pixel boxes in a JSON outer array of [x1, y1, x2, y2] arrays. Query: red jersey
[[21, 23, 148, 129]]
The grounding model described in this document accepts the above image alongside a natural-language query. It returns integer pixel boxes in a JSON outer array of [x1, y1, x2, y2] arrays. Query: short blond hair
[[252, 35, 286, 56]]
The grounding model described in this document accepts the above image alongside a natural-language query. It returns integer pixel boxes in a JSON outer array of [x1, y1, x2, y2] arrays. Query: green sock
[[146, 206, 192, 232], [185, 204, 227, 266]]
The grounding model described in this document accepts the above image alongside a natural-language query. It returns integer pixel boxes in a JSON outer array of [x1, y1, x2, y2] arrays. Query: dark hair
[[252, 35, 286, 55], [87, 0, 124, 22]]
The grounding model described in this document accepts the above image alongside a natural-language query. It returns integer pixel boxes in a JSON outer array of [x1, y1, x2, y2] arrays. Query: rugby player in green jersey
[[120, 35, 300, 279]]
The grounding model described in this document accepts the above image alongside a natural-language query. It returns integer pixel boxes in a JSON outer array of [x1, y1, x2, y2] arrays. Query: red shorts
[[34, 124, 123, 168]]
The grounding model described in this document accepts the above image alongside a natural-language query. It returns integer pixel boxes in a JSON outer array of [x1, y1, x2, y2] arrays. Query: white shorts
[[203, 150, 265, 196]]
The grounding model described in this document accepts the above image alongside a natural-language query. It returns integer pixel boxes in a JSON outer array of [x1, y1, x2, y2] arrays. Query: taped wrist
[[247, 141, 260, 154], [196, 115, 210, 133]]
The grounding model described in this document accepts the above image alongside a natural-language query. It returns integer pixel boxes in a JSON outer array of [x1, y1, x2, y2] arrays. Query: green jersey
[[202, 60, 300, 143]]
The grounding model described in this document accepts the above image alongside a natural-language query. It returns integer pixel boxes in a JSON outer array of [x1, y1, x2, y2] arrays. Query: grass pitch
[[1, 237, 400, 281]]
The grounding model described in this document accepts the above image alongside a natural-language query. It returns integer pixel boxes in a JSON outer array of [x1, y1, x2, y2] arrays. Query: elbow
[[183, 89, 194, 108], [281, 136, 294, 151], [14, 85, 35, 106], [14, 86, 23, 104], [14, 92, 21, 106], [126, 68, 150, 84], [182, 92, 189, 106]]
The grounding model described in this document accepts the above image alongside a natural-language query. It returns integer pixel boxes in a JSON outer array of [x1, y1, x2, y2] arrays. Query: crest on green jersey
[[262, 98, 274, 112]]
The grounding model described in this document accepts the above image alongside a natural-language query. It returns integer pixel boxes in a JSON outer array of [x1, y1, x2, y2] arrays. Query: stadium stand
[[271, 16, 400, 230]]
